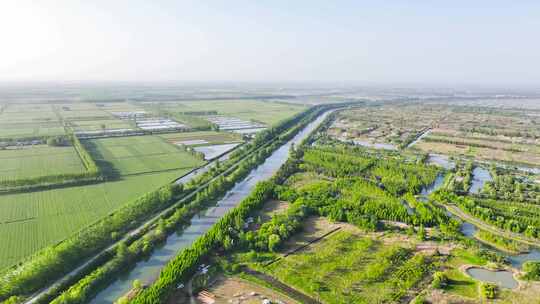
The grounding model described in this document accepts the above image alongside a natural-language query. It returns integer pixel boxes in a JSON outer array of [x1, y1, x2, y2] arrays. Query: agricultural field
[[0, 103, 64, 138], [327, 104, 449, 149], [158, 130, 242, 146], [0, 169, 190, 269], [412, 105, 540, 166], [0, 134, 205, 269], [85, 135, 205, 176], [144, 99, 307, 126], [0, 144, 86, 182]]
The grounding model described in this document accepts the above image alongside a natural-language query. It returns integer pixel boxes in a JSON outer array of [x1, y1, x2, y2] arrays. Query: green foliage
[[475, 229, 528, 253], [433, 190, 540, 238], [431, 271, 447, 288], [264, 231, 431, 304], [522, 261, 540, 281], [480, 282, 498, 299]]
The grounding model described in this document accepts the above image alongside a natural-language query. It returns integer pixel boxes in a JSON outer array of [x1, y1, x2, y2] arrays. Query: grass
[[263, 231, 431, 304], [440, 248, 487, 299], [442, 268, 478, 299], [0, 145, 86, 181], [85, 135, 205, 176]]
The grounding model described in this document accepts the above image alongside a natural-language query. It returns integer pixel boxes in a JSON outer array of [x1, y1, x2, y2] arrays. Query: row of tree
[[432, 190, 540, 239]]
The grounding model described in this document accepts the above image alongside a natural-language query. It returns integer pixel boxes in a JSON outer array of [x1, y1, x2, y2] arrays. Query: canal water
[[90, 111, 333, 303]]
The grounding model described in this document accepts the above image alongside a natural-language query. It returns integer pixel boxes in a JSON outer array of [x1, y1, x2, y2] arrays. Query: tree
[[431, 271, 447, 288], [417, 225, 426, 241], [480, 282, 497, 299], [268, 234, 281, 252], [133, 279, 142, 290]]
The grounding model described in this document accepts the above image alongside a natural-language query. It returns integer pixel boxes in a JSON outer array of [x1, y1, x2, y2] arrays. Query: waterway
[[90, 111, 333, 303]]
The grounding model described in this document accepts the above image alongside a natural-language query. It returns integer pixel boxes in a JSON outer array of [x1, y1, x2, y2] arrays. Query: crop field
[[0, 169, 190, 269], [145, 99, 306, 126], [0, 103, 64, 138], [0, 129, 206, 269], [327, 104, 449, 149], [85, 135, 205, 176], [0, 102, 145, 138], [0, 145, 85, 181], [68, 118, 134, 132], [264, 230, 432, 304]]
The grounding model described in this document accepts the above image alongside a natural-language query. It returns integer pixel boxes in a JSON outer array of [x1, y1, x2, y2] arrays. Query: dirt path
[[243, 268, 322, 304]]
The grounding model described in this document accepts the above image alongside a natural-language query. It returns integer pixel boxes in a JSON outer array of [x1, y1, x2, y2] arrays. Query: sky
[[1, 0, 539, 86]]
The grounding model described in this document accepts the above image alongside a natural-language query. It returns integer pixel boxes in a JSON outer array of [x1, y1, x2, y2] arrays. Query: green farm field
[[0, 169, 192, 269], [0, 103, 64, 138], [69, 118, 134, 132], [0, 145, 86, 182], [0, 135, 205, 269], [85, 135, 205, 176]]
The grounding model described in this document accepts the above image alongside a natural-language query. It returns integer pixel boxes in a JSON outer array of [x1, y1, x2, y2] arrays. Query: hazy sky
[[1, 1, 539, 85]]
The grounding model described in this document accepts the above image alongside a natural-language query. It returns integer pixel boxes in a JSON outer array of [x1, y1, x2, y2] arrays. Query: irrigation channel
[[421, 156, 540, 289], [89, 111, 333, 303]]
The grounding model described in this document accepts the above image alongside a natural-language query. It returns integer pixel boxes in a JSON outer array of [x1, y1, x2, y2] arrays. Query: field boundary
[[242, 267, 322, 304], [0, 134, 103, 194], [264, 227, 342, 267]]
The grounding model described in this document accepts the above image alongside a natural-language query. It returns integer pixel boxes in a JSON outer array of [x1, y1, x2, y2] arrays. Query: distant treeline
[[180, 110, 218, 116]]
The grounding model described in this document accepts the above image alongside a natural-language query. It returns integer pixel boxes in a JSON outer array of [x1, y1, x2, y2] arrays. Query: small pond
[[468, 167, 493, 194], [353, 139, 397, 150], [466, 267, 518, 289]]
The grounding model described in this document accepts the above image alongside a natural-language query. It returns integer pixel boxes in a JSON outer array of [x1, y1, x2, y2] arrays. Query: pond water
[[466, 267, 519, 289], [90, 111, 333, 303], [426, 154, 455, 170], [174, 148, 236, 185], [468, 167, 493, 194], [194, 143, 241, 160], [352, 139, 397, 150]]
